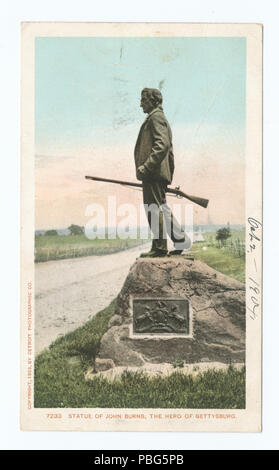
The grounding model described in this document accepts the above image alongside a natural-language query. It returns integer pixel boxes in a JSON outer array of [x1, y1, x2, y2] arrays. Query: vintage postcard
[[20, 22, 262, 431]]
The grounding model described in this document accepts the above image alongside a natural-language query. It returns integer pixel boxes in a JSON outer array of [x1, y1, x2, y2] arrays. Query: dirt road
[[35, 243, 149, 355]]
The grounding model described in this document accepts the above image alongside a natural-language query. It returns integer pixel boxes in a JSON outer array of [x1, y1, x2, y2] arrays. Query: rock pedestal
[[95, 258, 245, 371]]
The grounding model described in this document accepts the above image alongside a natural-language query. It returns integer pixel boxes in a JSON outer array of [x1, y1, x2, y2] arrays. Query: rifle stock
[[166, 188, 209, 208], [85, 175, 209, 209]]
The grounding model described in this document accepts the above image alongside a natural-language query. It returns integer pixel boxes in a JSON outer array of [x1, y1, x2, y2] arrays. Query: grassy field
[[190, 230, 245, 283], [35, 234, 146, 262], [34, 228, 246, 408], [204, 229, 245, 245], [204, 229, 245, 256], [34, 301, 245, 409]]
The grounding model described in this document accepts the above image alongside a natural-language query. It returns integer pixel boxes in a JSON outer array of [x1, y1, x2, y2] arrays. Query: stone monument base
[[94, 258, 245, 372]]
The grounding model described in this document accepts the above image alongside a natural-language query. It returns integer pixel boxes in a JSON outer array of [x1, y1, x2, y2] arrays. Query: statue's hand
[[136, 165, 146, 180]]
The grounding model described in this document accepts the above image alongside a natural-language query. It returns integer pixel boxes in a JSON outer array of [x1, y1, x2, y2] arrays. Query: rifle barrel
[[85, 175, 142, 188], [85, 175, 209, 208]]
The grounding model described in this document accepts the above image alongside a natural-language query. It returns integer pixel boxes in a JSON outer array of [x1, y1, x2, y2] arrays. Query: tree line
[[44, 225, 84, 236]]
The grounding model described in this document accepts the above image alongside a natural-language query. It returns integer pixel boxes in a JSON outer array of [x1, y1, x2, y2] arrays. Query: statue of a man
[[134, 88, 191, 257]]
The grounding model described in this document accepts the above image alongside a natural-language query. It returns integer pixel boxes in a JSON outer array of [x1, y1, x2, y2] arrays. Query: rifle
[[85, 175, 209, 209]]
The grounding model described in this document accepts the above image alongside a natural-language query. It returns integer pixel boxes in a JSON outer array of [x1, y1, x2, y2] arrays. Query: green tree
[[216, 227, 231, 246], [45, 229, 58, 236], [68, 224, 84, 236]]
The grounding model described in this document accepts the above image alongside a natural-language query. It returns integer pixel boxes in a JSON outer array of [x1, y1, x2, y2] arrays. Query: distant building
[[193, 227, 205, 242]]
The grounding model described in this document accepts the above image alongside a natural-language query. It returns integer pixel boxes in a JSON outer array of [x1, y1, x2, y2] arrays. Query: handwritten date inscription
[[247, 217, 262, 253], [133, 298, 190, 335], [247, 217, 262, 320]]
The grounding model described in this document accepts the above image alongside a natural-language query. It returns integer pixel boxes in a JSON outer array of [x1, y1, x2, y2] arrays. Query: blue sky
[[35, 37, 246, 228], [35, 37, 246, 149]]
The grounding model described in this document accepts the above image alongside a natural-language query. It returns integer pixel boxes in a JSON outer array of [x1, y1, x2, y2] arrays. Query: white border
[[20, 21, 262, 434], [1, 0, 278, 451]]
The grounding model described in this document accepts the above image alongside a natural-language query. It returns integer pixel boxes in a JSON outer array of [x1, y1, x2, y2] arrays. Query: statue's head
[[140, 88, 163, 114]]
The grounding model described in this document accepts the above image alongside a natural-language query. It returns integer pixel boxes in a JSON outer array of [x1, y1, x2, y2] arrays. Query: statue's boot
[[168, 250, 195, 260], [140, 249, 168, 258], [168, 249, 183, 256]]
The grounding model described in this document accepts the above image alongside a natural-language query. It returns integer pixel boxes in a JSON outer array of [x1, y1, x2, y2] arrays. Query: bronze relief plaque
[[132, 298, 190, 335]]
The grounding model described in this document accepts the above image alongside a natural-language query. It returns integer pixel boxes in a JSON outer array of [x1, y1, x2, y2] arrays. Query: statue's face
[[140, 93, 154, 114]]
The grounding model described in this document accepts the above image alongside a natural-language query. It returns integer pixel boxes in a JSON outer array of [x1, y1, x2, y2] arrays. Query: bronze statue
[[85, 89, 209, 257], [135, 88, 191, 257]]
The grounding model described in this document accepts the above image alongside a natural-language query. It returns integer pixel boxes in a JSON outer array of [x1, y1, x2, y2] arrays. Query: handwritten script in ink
[[247, 217, 262, 320]]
